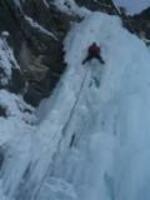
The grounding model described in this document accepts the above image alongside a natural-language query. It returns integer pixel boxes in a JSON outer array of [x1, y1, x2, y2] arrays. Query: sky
[[113, 0, 150, 15]]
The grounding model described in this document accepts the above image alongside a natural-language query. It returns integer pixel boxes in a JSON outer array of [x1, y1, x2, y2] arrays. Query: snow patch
[[32, 12, 150, 200], [43, 0, 49, 8], [113, 0, 150, 15], [24, 15, 58, 40], [53, 0, 91, 17], [0, 36, 19, 86]]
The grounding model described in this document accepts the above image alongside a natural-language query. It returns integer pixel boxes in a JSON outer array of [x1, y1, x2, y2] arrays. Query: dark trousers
[[82, 55, 105, 65]]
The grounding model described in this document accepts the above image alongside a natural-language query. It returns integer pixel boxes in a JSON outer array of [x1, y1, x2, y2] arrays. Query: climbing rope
[[61, 66, 90, 136], [33, 66, 90, 200]]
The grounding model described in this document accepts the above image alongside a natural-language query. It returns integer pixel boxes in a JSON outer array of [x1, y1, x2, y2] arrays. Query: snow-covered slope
[[1, 9, 150, 200], [40, 12, 150, 200], [53, 0, 90, 16], [0, 35, 19, 87], [113, 0, 150, 15], [0, 35, 36, 200]]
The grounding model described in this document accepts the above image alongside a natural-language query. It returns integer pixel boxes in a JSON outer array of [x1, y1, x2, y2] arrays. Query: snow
[[13, 0, 26, 10], [13, 0, 22, 9], [0, 36, 19, 86], [50, 12, 150, 200], [24, 15, 58, 41], [0, 90, 35, 197], [0, 90, 36, 198], [43, 0, 49, 8], [0, 90, 35, 123], [0, 36, 36, 199], [1, 32, 9, 38], [113, 0, 150, 15], [1, 6, 150, 200], [53, 0, 90, 17], [0, 181, 8, 200]]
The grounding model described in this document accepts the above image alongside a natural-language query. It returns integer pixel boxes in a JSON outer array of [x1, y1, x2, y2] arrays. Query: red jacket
[[88, 44, 100, 56]]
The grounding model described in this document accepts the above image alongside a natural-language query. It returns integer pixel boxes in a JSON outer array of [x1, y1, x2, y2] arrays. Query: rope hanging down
[[33, 66, 90, 200], [61, 67, 90, 136]]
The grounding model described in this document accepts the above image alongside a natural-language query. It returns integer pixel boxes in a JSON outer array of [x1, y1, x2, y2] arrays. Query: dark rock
[[0, 67, 7, 88], [75, 0, 118, 14], [24, 86, 43, 107], [23, 80, 50, 107], [0, 106, 7, 117], [0, 146, 4, 169], [134, 7, 150, 20], [132, 7, 150, 39], [0, 0, 72, 106], [9, 68, 25, 94]]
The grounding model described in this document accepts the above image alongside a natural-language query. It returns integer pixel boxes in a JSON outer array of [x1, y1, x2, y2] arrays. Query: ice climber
[[82, 42, 105, 65]]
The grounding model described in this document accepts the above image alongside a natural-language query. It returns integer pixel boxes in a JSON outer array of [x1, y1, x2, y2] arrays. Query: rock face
[[132, 8, 150, 40], [75, 0, 118, 14], [0, 105, 7, 117], [0, 0, 75, 106]]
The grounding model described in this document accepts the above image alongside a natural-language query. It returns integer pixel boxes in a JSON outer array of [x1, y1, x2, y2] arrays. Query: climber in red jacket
[[82, 42, 105, 65]]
